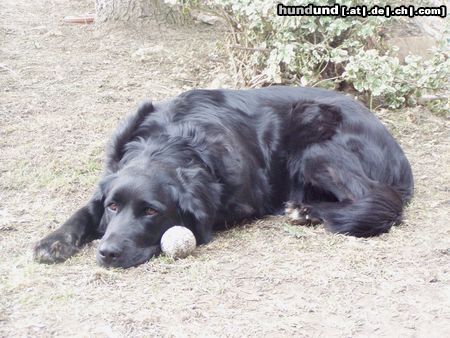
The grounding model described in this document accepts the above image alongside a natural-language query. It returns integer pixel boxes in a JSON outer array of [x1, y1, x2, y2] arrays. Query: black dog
[[34, 87, 413, 268]]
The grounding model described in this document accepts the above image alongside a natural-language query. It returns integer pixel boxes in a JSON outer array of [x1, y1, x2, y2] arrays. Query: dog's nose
[[98, 243, 122, 265]]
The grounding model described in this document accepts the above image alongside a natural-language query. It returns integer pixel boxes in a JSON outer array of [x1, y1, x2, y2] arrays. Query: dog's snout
[[97, 242, 122, 266]]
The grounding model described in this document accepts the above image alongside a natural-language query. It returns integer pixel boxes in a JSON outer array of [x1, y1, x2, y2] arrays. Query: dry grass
[[1, 0, 449, 337]]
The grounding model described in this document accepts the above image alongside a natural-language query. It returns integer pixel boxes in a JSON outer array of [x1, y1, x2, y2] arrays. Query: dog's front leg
[[33, 191, 104, 263]]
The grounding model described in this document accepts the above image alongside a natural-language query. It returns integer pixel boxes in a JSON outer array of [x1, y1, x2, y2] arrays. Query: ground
[[1, 0, 449, 337]]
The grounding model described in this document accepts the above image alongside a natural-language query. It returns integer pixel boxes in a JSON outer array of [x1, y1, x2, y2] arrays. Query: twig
[[0, 63, 24, 87], [63, 15, 94, 24], [311, 76, 342, 87], [418, 94, 449, 104], [230, 45, 268, 52], [0, 63, 19, 76]]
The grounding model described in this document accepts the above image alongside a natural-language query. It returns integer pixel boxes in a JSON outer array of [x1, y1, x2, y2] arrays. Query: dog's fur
[[34, 87, 413, 268]]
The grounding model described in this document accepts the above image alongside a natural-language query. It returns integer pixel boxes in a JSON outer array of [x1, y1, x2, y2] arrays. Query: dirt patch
[[1, 0, 449, 337]]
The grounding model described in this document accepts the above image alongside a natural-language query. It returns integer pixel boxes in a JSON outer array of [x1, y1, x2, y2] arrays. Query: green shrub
[[205, 0, 449, 110]]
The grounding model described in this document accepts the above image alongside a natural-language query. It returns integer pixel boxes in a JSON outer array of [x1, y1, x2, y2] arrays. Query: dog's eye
[[108, 203, 118, 212], [145, 207, 158, 216]]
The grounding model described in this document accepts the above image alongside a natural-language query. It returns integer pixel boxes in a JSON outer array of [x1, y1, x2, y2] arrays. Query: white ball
[[160, 226, 196, 259]]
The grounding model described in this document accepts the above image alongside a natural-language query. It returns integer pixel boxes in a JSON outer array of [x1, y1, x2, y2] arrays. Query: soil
[[1, 0, 449, 337]]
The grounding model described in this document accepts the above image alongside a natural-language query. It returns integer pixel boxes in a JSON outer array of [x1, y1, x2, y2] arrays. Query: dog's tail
[[320, 185, 404, 237], [292, 184, 404, 237]]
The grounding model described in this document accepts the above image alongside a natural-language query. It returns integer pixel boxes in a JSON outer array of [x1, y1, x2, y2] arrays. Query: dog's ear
[[94, 174, 118, 233], [106, 101, 154, 172], [98, 174, 117, 198], [174, 167, 222, 244]]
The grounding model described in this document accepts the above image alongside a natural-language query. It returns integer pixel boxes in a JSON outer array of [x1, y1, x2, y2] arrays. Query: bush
[[205, 0, 449, 110]]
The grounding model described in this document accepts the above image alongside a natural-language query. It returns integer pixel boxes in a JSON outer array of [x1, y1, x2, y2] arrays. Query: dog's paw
[[33, 233, 79, 264], [285, 202, 321, 226]]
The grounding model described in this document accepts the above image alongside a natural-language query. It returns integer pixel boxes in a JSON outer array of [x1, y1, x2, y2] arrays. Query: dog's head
[[96, 164, 221, 268]]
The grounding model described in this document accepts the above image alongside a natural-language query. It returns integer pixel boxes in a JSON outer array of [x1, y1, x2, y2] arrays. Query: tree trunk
[[95, 0, 173, 23]]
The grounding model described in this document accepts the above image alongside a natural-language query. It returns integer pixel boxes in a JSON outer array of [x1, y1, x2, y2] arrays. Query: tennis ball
[[160, 226, 196, 259]]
